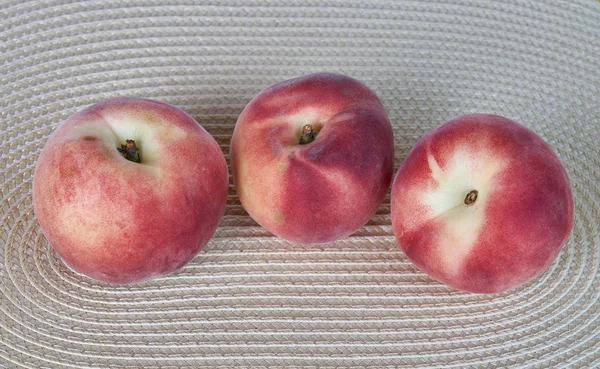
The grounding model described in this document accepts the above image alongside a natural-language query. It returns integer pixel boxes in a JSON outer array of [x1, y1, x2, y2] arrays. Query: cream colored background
[[1, 1, 599, 368]]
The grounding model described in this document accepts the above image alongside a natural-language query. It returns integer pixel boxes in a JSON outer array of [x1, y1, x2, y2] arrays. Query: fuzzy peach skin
[[32, 98, 229, 284], [391, 114, 574, 294], [230, 73, 394, 244]]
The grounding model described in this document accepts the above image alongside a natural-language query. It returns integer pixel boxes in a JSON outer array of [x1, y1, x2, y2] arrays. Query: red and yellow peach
[[230, 73, 394, 244], [391, 114, 574, 293], [33, 98, 229, 283]]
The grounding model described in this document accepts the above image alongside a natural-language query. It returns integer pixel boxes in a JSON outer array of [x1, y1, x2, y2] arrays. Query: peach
[[32, 98, 229, 283], [391, 114, 574, 293], [230, 73, 394, 244]]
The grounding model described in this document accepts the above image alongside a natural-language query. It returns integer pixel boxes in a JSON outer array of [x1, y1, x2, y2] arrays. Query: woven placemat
[[1, 1, 599, 368]]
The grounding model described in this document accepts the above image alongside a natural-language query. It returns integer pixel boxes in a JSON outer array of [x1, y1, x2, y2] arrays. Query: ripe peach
[[33, 98, 229, 283], [230, 73, 394, 244], [391, 114, 574, 293]]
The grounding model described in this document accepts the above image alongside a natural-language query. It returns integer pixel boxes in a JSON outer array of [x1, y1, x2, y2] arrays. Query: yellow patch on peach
[[424, 145, 509, 276], [273, 210, 285, 225], [234, 152, 285, 230], [277, 159, 289, 172], [137, 112, 163, 126], [71, 114, 186, 169]]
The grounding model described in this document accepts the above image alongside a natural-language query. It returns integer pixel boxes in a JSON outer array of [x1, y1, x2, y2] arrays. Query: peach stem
[[299, 124, 317, 145], [464, 190, 478, 205], [117, 139, 141, 163]]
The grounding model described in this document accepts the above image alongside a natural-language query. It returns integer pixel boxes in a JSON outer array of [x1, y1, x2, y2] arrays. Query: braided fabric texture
[[1, 1, 598, 367]]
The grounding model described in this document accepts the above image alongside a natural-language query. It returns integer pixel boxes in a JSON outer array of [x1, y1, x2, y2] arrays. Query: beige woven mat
[[2, 1, 599, 368]]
